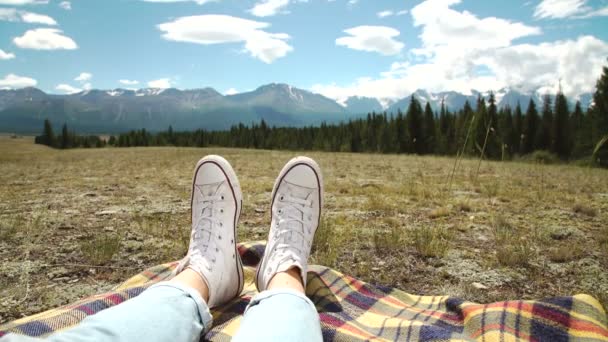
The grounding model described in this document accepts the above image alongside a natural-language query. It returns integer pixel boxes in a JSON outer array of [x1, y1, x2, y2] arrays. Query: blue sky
[[0, 0, 607, 102]]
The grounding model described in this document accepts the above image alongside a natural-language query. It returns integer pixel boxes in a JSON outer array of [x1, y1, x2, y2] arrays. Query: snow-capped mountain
[[387, 88, 593, 114], [0, 83, 594, 134]]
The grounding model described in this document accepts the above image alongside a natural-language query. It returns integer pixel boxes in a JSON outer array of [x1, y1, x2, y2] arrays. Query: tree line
[[37, 63, 608, 167], [35, 120, 106, 149]]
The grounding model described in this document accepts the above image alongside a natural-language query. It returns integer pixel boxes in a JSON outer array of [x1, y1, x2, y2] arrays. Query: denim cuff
[[246, 288, 316, 313], [148, 282, 213, 333]]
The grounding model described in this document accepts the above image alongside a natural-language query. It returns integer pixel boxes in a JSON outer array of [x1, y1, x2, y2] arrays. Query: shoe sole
[[255, 156, 324, 292], [191, 155, 244, 301]]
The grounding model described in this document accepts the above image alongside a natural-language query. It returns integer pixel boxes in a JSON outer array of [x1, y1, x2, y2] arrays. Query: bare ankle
[[267, 267, 305, 293]]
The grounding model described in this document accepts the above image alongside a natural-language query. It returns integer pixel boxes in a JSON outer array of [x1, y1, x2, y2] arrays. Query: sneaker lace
[[193, 191, 226, 271], [273, 191, 313, 264]]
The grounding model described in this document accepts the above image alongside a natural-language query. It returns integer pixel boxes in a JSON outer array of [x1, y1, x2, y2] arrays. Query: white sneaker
[[256, 156, 323, 292], [175, 155, 244, 308]]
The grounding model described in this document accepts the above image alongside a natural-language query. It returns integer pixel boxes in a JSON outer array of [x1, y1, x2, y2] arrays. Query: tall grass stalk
[[475, 120, 493, 183], [447, 114, 475, 191]]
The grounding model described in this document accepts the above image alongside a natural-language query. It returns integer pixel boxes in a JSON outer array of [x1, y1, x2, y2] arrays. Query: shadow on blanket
[[1, 241, 607, 341]]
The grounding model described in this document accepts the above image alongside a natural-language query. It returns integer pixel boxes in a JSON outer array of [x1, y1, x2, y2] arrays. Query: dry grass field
[[1, 136, 607, 323]]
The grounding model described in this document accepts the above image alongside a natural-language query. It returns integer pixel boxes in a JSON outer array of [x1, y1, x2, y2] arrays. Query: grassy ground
[[1, 136, 607, 323]]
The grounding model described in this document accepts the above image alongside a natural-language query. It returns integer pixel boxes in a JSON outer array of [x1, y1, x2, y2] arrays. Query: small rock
[[472, 282, 489, 290], [254, 208, 265, 214], [96, 210, 118, 216], [54, 276, 70, 282], [82, 192, 97, 197], [548, 226, 580, 240], [103, 226, 115, 232]]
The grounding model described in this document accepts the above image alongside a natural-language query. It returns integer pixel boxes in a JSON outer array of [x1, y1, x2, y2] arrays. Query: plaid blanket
[[1, 241, 607, 341]]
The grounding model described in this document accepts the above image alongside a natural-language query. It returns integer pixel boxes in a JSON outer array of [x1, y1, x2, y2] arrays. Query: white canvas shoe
[[256, 156, 323, 292], [175, 155, 244, 308]]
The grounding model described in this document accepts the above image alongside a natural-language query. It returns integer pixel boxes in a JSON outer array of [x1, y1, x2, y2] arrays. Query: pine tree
[[438, 99, 449, 154], [423, 102, 436, 154], [60, 123, 70, 149], [536, 95, 553, 151], [513, 102, 523, 155], [552, 91, 570, 158], [523, 99, 539, 154], [591, 60, 608, 166], [570, 101, 591, 158], [42, 119, 56, 147], [473, 96, 488, 156], [486, 93, 500, 159], [406, 96, 424, 154]]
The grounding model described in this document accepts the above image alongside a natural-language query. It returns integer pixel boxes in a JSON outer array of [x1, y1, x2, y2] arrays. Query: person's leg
[[234, 157, 324, 342], [2, 269, 212, 342], [3, 155, 245, 342]]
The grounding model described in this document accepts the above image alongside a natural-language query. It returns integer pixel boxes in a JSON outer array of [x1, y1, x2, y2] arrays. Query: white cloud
[[13, 28, 78, 50], [0, 73, 37, 89], [336, 26, 404, 56], [141, 0, 217, 4], [312, 0, 608, 103], [534, 0, 608, 19], [377, 9, 408, 18], [0, 0, 48, 4], [55, 83, 81, 94], [59, 1, 71, 10], [158, 15, 293, 63], [0, 8, 57, 25], [119, 79, 139, 85], [148, 78, 172, 88], [0, 49, 16, 60], [534, 0, 589, 18], [224, 87, 238, 95], [377, 10, 393, 18], [74, 72, 92, 82], [250, 0, 290, 17], [411, 0, 541, 53], [20, 12, 56, 25]]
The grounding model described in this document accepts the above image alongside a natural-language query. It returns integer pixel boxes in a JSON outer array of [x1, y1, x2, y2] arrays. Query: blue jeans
[[2, 282, 323, 342]]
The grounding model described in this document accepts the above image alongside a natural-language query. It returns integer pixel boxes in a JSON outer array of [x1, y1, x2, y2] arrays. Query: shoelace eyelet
[[279, 195, 284, 201], [220, 208, 224, 213], [220, 195, 225, 200]]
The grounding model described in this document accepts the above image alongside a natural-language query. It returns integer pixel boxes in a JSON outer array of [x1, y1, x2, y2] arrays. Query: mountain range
[[0, 83, 593, 133]]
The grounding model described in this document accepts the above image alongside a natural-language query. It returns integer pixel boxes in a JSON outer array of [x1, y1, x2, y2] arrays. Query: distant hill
[[0, 84, 356, 133], [0, 84, 594, 133]]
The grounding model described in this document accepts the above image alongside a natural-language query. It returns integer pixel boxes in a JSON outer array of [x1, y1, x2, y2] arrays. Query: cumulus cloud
[[13, 28, 77, 50], [55, 83, 81, 94], [0, 73, 37, 89], [412, 0, 541, 53], [0, 49, 16, 60], [250, 0, 290, 17], [148, 78, 172, 88], [0, 8, 57, 25], [312, 0, 608, 103], [0, 0, 48, 4], [74, 72, 92, 82], [158, 15, 293, 63], [119, 79, 139, 85], [336, 26, 404, 56], [59, 1, 71, 10]]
